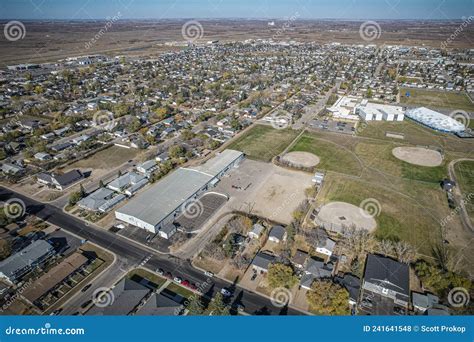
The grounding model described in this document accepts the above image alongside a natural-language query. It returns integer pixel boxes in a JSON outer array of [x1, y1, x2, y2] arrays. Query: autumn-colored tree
[[306, 280, 350, 315], [267, 263, 298, 289]]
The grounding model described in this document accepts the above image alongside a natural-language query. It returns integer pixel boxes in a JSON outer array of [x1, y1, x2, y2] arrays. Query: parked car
[[220, 288, 232, 297], [173, 277, 182, 284], [81, 284, 92, 292], [204, 271, 214, 277], [165, 272, 172, 279], [50, 308, 63, 315], [81, 300, 92, 309], [156, 268, 164, 275], [181, 280, 190, 287]]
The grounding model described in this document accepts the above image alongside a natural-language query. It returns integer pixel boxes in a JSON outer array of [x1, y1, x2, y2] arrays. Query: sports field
[[289, 133, 363, 176], [317, 173, 446, 254], [227, 124, 299, 162], [399, 87, 474, 112]]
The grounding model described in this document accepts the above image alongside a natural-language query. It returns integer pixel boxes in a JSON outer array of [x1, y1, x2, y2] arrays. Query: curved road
[[0, 186, 303, 316]]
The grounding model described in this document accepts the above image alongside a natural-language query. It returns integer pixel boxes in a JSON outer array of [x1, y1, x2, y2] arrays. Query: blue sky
[[0, 0, 472, 20]]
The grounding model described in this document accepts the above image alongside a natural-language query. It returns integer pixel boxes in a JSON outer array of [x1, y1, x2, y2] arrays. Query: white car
[[220, 288, 232, 297], [204, 271, 214, 278], [173, 277, 182, 284]]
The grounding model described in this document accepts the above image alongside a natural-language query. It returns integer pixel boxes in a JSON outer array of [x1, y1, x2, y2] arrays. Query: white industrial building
[[356, 100, 405, 121], [115, 149, 244, 237], [405, 107, 466, 133], [329, 96, 405, 122]]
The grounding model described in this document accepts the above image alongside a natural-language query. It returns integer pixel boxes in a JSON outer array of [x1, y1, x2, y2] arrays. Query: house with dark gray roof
[[268, 225, 286, 243], [136, 289, 184, 316], [36, 169, 83, 190], [362, 254, 410, 308], [300, 259, 334, 290], [0, 240, 55, 283], [87, 278, 150, 315], [251, 252, 275, 273], [335, 273, 361, 306]]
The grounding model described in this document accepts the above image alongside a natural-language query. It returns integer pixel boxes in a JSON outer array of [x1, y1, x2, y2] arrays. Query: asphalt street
[[0, 187, 304, 316]]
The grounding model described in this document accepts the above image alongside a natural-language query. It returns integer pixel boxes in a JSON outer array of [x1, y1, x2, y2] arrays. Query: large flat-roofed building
[[357, 101, 405, 121], [406, 107, 466, 133], [115, 149, 244, 235]]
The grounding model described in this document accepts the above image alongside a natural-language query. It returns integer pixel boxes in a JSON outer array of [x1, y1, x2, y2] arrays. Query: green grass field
[[318, 174, 444, 254], [454, 160, 474, 222], [399, 88, 474, 112], [227, 124, 299, 162], [357, 120, 473, 154], [289, 133, 363, 176], [355, 141, 448, 183]]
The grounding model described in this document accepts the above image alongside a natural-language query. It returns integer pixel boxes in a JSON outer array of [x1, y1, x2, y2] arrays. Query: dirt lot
[[316, 201, 377, 232], [215, 159, 313, 224], [392, 146, 443, 167], [281, 151, 320, 168]]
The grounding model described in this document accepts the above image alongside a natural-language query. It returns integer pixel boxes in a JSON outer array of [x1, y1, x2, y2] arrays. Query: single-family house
[[316, 237, 336, 257], [292, 249, 309, 269], [251, 252, 275, 273], [36, 169, 83, 190], [34, 152, 52, 161], [268, 225, 286, 243], [248, 223, 264, 239], [107, 172, 148, 196], [300, 259, 334, 290]]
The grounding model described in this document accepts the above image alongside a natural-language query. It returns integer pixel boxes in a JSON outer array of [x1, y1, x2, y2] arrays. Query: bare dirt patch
[[281, 151, 320, 168], [392, 147, 443, 167], [316, 201, 377, 232]]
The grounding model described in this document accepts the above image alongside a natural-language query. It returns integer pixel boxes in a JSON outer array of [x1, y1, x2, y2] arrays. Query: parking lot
[[175, 193, 228, 233], [308, 118, 355, 134], [358, 290, 407, 315]]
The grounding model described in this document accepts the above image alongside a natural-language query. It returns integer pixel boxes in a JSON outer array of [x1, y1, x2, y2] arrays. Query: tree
[[186, 295, 204, 315], [68, 191, 83, 206], [168, 145, 186, 159], [79, 184, 86, 198], [205, 293, 230, 316], [306, 280, 350, 315], [267, 263, 298, 289]]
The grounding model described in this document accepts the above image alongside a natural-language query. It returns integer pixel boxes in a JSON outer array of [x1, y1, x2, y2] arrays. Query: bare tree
[[378, 239, 394, 257], [393, 241, 417, 264]]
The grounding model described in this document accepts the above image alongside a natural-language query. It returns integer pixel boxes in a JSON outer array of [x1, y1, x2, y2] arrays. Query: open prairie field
[[227, 124, 299, 162], [1, 20, 472, 66], [399, 88, 474, 112]]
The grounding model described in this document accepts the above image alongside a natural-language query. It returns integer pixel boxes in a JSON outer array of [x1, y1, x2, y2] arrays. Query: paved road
[[0, 187, 304, 316]]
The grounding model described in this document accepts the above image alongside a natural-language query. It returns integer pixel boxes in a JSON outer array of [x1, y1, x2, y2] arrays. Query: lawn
[[454, 160, 474, 222], [289, 133, 363, 176], [66, 145, 138, 170], [227, 124, 299, 162], [317, 173, 444, 254], [128, 268, 167, 289], [355, 141, 448, 183], [166, 283, 194, 299], [399, 87, 474, 112], [357, 120, 474, 154]]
